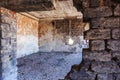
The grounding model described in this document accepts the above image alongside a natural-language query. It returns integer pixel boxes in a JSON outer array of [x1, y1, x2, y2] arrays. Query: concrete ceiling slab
[[0, 0, 55, 12], [20, 0, 83, 20]]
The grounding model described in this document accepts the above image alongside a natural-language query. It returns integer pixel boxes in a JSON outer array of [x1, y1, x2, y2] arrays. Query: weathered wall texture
[[68, 0, 120, 80], [38, 19, 88, 52], [17, 14, 39, 58], [0, 7, 17, 80]]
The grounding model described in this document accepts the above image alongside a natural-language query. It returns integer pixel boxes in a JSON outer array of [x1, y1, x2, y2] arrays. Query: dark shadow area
[[111, 0, 120, 3], [0, 0, 54, 12]]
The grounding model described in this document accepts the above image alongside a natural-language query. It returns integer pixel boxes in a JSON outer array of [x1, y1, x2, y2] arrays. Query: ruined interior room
[[0, 0, 120, 80]]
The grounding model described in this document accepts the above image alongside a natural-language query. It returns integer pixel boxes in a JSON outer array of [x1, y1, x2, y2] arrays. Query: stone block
[[1, 39, 10, 46], [91, 18, 120, 28], [112, 28, 120, 39], [0, 23, 10, 32], [91, 61, 120, 73], [83, 7, 112, 18], [1, 39, 12, 51], [97, 74, 113, 80], [114, 4, 120, 16], [107, 40, 120, 51], [85, 29, 111, 40], [1, 32, 12, 38], [111, 51, 120, 64], [91, 40, 105, 50], [70, 70, 96, 80], [83, 51, 111, 61]]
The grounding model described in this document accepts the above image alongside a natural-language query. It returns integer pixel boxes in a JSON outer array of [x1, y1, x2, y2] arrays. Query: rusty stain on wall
[[17, 13, 39, 58], [17, 13, 38, 36]]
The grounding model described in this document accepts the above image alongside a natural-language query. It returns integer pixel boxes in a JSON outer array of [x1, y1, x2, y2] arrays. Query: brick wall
[[67, 0, 120, 80], [0, 7, 17, 80]]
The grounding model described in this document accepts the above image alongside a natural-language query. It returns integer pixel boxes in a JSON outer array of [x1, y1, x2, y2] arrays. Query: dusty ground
[[17, 52, 82, 80]]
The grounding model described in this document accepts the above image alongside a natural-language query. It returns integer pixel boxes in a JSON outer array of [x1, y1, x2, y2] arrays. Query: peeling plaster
[[38, 21, 88, 52]]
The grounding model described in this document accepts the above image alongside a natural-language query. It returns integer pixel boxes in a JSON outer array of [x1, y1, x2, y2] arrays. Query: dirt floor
[[17, 52, 82, 80]]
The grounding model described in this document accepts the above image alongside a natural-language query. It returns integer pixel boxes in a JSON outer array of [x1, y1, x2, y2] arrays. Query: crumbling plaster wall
[[17, 15, 89, 58], [17, 14, 39, 58], [38, 19, 89, 52]]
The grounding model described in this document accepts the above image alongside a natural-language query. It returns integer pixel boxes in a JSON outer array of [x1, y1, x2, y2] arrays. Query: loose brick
[[107, 40, 120, 51], [112, 28, 120, 39], [83, 7, 112, 18], [83, 51, 111, 61], [85, 29, 111, 40], [91, 61, 120, 73], [91, 40, 105, 50], [114, 4, 120, 16], [91, 18, 120, 28]]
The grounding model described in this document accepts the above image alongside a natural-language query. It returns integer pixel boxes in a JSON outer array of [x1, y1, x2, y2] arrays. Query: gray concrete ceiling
[[20, 0, 83, 20], [0, 0, 54, 12]]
